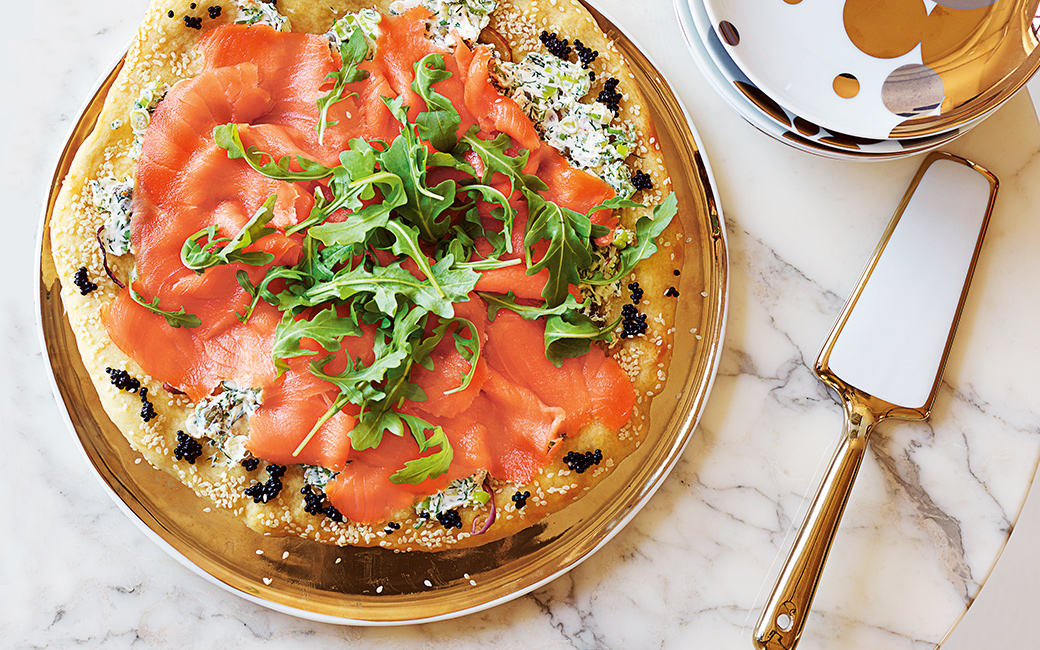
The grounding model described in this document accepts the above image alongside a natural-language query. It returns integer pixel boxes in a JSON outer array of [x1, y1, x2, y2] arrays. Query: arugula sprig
[[129, 281, 201, 329], [316, 28, 371, 145], [480, 292, 619, 367], [181, 195, 279, 273], [214, 123, 335, 181], [581, 193, 679, 285]]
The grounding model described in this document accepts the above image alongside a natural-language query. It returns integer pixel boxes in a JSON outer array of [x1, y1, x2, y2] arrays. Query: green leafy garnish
[[181, 195, 279, 273], [316, 27, 371, 144], [390, 417, 453, 484], [272, 306, 363, 375], [583, 193, 679, 285], [411, 53, 461, 152], [129, 283, 201, 329], [214, 123, 334, 181]]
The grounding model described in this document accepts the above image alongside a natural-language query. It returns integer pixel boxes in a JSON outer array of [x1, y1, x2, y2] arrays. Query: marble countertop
[[7, 0, 1040, 647]]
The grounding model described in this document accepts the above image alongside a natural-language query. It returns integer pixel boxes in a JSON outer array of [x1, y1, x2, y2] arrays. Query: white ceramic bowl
[[700, 0, 1040, 140], [676, 0, 967, 160]]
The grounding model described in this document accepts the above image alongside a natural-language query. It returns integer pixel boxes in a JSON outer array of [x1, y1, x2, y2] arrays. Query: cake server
[[752, 151, 998, 650]]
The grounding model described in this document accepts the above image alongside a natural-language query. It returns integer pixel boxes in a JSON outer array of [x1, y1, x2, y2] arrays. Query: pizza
[[49, 0, 683, 551]]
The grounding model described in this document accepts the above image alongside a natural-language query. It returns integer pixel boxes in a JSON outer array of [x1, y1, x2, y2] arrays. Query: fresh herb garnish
[[129, 282, 202, 329], [316, 27, 371, 145], [181, 195, 278, 273]]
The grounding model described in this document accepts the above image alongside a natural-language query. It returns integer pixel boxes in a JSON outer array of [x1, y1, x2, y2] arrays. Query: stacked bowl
[[676, 0, 1040, 161]]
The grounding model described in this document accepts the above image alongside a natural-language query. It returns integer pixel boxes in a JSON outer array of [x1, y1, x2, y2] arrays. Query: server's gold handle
[[753, 400, 876, 650]]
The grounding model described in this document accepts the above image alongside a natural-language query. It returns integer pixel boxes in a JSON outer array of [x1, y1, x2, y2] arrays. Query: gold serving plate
[[36, 4, 727, 623]]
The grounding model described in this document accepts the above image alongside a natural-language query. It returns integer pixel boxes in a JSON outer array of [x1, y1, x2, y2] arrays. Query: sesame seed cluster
[[47, 0, 686, 553]]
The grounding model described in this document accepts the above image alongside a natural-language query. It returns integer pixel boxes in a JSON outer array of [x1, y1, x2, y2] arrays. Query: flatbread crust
[[49, 0, 683, 551]]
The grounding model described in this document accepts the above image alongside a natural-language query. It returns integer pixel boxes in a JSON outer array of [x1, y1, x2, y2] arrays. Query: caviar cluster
[[511, 490, 531, 510], [539, 30, 571, 59], [166, 3, 221, 30], [597, 77, 622, 114], [300, 484, 344, 522], [563, 449, 603, 474], [437, 509, 463, 529], [573, 39, 599, 69], [105, 367, 157, 422], [106, 367, 141, 392], [73, 267, 98, 295], [240, 456, 260, 471], [139, 387, 158, 422], [384, 521, 402, 534], [664, 286, 680, 297], [631, 170, 653, 191], [244, 463, 286, 504], [173, 431, 203, 464], [619, 303, 648, 338], [628, 281, 643, 303]]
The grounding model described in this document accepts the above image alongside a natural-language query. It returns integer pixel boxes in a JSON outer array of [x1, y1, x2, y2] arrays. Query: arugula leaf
[[458, 183, 515, 255], [543, 311, 621, 368], [181, 195, 278, 273], [390, 415, 453, 484], [412, 53, 461, 152], [480, 291, 585, 321], [129, 283, 201, 329], [214, 123, 335, 181], [316, 28, 370, 144], [455, 126, 597, 307], [290, 258, 474, 319], [455, 126, 533, 196], [306, 171, 407, 246], [271, 306, 363, 375], [583, 192, 679, 285], [378, 107, 457, 241], [524, 200, 595, 306], [409, 315, 481, 395]]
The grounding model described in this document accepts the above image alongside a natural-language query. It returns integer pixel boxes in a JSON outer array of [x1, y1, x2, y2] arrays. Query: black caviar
[[73, 267, 98, 295], [184, 15, 203, 29], [384, 521, 401, 534], [631, 170, 653, 191], [619, 303, 648, 338], [244, 464, 285, 503], [301, 484, 325, 515], [324, 504, 343, 522], [437, 509, 463, 529], [173, 431, 203, 464], [539, 30, 571, 60], [573, 39, 598, 69], [511, 490, 531, 510], [597, 77, 622, 113], [563, 449, 602, 474], [664, 286, 680, 297], [673, 269, 681, 276], [300, 484, 344, 521], [628, 281, 643, 304], [240, 456, 260, 471], [190, 2, 197, 7], [208, 5, 222, 18], [139, 387, 158, 422], [106, 367, 141, 393], [167, 9, 175, 18]]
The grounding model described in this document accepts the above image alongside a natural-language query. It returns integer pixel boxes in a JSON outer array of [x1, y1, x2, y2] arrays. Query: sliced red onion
[[163, 382, 186, 395], [471, 476, 497, 535], [95, 226, 125, 289]]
